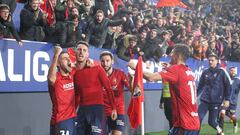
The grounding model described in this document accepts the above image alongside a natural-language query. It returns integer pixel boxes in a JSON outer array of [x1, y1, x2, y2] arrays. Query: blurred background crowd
[[1, 0, 240, 62]]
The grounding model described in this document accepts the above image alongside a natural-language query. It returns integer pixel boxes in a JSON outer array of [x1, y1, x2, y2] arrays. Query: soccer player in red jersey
[[128, 44, 200, 135], [74, 41, 117, 135], [48, 46, 76, 135], [100, 51, 130, 135]]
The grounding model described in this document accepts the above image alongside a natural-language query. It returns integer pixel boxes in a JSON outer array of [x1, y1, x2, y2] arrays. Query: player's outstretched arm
[[143, 71, 162, 82], [128, 60, 162, 82], [47, 46, 62, 86]]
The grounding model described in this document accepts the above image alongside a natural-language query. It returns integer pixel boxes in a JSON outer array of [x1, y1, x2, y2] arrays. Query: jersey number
[[188, 81, 197, 105], [60, 130, 69, 135]]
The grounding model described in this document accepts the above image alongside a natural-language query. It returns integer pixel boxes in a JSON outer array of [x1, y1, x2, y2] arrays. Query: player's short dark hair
[[59, 51, 68, 57], [172, 44, 191, 62], [208, 53, 218, 60], [100, 51, 114, 60], [76, 41, 89, 48]]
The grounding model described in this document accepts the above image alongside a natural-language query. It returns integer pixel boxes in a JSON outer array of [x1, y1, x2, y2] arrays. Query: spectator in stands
[[136, 28, 147, 51], [117, 35, 141, 61], [0, 4, 23, 46], [131, 19, 142, 35], [40, 0, 57, 27], [55, 0, 75, 22], [78, 0, 94, 17], [160, 30, 172, 56], [0, 0, 16, 14], [59, 15, 85, 48], [184, 34, 194, 54], [142, 27, 162, 61], [216, 37, 230, 60], [42, 0, 58, 43], [206, 40, 218, 58], [193, 37, 208, 61], [103, 25, 127, 49], [102, 26, 117, 49], [86, 10, 126, 48], [95, 0, 113, 16], [54, 0, 76, 42], [155, 17, 166, 34], [229, 41, 240, 62], [20, 0, 47, 41]]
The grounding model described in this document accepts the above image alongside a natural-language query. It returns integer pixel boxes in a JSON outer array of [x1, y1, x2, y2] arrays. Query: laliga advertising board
[[0, 39, 240, 92], [0, 39, 53, 92]]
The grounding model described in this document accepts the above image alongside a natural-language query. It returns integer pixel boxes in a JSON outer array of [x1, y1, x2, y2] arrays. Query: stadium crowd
[[0, 0, 240, 62]]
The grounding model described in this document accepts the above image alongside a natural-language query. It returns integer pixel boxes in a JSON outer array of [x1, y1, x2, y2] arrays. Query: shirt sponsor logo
[[63, 82, 74, 91], [191, 112, 199, 117]]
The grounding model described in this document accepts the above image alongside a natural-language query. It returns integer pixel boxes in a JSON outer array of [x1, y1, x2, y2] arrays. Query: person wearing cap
[[100, 51, 130, 135], [0, 4, 23, 46], [219, 66, 240, 133], [197, 54, 232, 135], [0, 0, 16, 14]]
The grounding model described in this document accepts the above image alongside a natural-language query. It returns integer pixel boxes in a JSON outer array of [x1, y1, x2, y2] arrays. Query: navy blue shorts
[[168, 127, 199, 135], [107, 114, 125, 133], [50, 117, 76, 135], [76, 105, 106, 135]]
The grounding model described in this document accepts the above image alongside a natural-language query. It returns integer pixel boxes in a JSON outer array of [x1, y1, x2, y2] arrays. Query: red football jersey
[[74, 65, 116, 109], [104, 69, 130, 116], [49, 72, 76, 125], [160, 64, 200, 130]]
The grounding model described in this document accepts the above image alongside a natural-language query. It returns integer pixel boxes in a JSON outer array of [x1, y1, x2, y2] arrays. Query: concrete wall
[[0, 91, 240, 135]]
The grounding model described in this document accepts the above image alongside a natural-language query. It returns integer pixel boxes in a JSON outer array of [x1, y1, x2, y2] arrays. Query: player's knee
[[220, 112, 225, 118], [231, 116, 237, 122]]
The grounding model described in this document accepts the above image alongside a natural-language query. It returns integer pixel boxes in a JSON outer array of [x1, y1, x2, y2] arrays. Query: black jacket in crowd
[[59, 22, 84, 48], [20, 4, 47, 41], [86, 18, 124, 48], [0, 18, 21, 42]]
